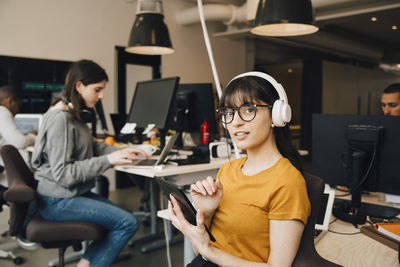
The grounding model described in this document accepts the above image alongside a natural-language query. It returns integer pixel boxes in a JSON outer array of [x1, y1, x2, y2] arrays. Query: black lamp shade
[[251, 0, 318, 36], [126, 13, 174, 55]]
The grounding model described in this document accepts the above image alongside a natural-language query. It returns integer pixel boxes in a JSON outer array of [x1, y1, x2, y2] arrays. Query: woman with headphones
[[168, 72, 310, 267], [31, 59, 147, 267]]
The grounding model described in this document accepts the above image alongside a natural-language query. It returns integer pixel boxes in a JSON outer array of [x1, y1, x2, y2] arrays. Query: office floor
[[0, 186, 184, 267]]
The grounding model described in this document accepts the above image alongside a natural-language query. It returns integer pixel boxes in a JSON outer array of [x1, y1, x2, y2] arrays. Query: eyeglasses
[[216, 104, 271, 124]]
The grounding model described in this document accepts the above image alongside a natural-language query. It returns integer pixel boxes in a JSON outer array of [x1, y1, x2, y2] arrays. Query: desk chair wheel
[[0, 249, 24, 265], [13, 256, 24, 265], [1, 229, 8, 237]]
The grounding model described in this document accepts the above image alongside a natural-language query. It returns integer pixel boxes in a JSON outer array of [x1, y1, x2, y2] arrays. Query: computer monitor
[[168, 83, 218, 140], [127, 77, 180, 131], [312, 114, 400, 224], [14, 114, 43, 134]]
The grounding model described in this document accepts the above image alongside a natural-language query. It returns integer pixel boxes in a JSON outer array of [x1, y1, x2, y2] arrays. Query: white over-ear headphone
[[227, 71, 292, 127]]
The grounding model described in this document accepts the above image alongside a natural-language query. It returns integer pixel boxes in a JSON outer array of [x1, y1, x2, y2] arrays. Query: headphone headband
[[227, 71, 291, 127], [228, 71, 289, 104]]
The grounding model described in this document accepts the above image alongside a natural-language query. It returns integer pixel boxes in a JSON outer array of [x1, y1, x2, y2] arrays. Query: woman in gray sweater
[[31, 60, 146, 267]]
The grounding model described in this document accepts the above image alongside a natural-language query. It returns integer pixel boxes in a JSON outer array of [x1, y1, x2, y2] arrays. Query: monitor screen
[[312, 114, 400, 195], [127, 77, 180, 130], [14, 114, 43, 134], [168, 83, 218, 134]]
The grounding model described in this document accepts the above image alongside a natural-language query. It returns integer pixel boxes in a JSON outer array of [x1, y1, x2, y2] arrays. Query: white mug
[[137, 144, 157, 156]]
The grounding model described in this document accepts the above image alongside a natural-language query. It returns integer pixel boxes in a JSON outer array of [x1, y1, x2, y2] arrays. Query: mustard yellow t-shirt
[[210, 157, 310, 262]]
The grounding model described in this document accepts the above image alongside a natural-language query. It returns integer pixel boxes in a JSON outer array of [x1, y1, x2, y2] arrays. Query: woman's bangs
[[223, 82, 255, 107]]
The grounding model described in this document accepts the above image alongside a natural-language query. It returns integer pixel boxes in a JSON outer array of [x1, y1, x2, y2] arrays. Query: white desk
[[115, 157, 228, 185], [115, 157, 229, 256]]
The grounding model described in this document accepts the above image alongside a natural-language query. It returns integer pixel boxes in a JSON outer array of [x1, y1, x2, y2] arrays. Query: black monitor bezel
[[127, 76, 180, 130], [312, 114, 400, 195], [168, 82, 218, 134]]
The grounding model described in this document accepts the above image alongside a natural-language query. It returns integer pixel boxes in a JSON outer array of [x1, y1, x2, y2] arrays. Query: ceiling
[[188, 0, 400, 66], [314, 1, 400, 64]]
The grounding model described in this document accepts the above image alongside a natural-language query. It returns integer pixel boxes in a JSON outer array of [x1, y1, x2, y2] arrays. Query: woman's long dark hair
[[220, 75, 303, 173], [53, 59, 108, 121]]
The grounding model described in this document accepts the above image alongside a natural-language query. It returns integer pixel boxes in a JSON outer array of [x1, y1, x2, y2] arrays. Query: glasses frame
[[216, 104, 271, 124]]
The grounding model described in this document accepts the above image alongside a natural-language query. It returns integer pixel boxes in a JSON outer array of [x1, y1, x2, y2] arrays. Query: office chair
[[0, 145, 105, 267], [292, 173, 342, 267], [0, 169, 24, 265]]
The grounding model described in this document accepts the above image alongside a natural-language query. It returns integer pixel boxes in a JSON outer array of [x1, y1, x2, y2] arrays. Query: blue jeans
[[36, 192, 138, 267]]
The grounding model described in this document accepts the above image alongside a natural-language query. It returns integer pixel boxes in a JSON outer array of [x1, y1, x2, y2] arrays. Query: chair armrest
[[3, 184, 35, 203]]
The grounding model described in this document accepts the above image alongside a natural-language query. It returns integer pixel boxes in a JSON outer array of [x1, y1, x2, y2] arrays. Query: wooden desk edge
[[361, 225, 399, 251]]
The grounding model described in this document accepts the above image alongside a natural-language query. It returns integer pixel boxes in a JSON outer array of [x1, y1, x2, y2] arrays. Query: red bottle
[[200, 120, 210, 145]]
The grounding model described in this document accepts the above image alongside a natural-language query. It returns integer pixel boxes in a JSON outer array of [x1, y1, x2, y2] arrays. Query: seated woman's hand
[[107, 148, 148, 166], [168, 195, 210, 255], [190, 176, 223, 219]]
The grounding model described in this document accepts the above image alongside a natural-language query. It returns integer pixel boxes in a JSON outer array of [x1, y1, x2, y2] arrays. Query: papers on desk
[[361, 225, 400, 252], [120, 123, 136, 134], [386, 193, 400, 205], [374, 222, 400, 242]]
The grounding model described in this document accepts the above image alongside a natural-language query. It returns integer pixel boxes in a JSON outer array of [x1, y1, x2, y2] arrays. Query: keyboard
[[168, 157, 210, 166]]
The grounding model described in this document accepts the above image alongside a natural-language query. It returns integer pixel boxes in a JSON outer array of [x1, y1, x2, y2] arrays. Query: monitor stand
[[334, 199, 400, 224], [333, 151, 400, 225]]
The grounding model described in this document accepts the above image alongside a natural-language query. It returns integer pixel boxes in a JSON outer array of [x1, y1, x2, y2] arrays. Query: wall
[[0, 0, 247, 189], [322, 61, 400, 115], [262, 61, 303, 125]]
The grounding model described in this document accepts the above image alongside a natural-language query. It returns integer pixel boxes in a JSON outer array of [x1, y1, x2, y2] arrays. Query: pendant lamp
[[251, 0, 319, 37], [125, 0, 174, 55]]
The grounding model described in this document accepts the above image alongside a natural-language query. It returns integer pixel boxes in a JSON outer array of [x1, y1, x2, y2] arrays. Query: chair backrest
[[0, 145, 37, 236], [292, 172, 342, 267]]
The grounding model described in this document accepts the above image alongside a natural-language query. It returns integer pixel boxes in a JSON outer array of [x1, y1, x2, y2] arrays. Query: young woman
[[168, 72, 310, 267], [31, 59, 147, 267]]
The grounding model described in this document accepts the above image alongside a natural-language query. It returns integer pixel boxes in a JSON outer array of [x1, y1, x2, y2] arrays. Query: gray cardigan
[[31, 108, 119, 198]]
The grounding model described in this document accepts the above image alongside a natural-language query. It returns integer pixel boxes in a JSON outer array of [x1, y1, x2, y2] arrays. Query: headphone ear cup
[[80, 108, 95, 123], [282, 102, 292, 124], [271, 100, 283, 127], [272, 100, 291, 127]]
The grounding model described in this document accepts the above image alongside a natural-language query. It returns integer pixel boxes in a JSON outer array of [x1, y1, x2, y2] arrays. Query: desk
[[115, 158, 229, 254], [316, 219, 399, 267], [315, 191, 399, 267]]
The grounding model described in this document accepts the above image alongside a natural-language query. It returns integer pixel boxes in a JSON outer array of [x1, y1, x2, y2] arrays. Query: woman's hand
[[107, 148, 148, 166], [168, 195, 211, 255], [191, 176, 223, 220]]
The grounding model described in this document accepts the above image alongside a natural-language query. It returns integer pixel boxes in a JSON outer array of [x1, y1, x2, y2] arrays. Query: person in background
[[381, 83, 400, 116], [169, 72, 310, 266], [31, 59, 147, 267], [0, 85, 36, 197]]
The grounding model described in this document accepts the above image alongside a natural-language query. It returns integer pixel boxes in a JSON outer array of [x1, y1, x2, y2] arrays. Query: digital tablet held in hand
[[155, 177, 216, 242]]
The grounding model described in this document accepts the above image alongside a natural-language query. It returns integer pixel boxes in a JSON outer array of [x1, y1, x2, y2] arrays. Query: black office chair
[[0, 145, 105, 267], [0, 164, 25, 265], [292, 173, 342, 267]]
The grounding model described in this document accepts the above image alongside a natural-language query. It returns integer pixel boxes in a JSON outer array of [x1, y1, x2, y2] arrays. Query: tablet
[[155, 177, 216, 242]]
